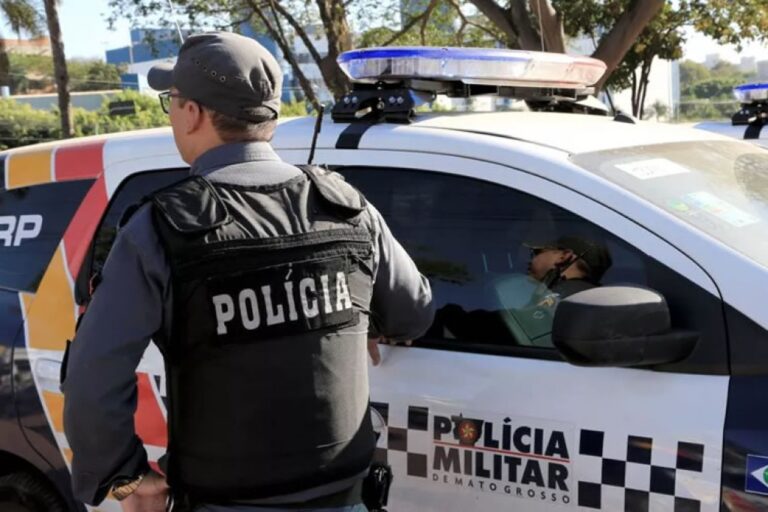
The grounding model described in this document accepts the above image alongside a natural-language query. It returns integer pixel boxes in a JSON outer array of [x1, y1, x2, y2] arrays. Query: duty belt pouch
[[362, 463, 393, 512]]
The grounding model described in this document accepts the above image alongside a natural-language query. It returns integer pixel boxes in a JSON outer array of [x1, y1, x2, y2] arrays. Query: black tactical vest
[[151, 166, 377, 503]]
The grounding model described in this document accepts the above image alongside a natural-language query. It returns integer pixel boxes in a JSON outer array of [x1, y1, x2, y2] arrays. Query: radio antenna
[[166, 0, 185, 43]]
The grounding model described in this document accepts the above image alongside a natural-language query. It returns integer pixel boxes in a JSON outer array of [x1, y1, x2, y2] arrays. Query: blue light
[[337, 46, 607, 89], [734, 82, 768, 103], [338, 47, 532, 64], [735, 83, 768, 92]]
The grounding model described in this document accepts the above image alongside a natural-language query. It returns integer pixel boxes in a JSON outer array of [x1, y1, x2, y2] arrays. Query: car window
[[572, 140, 768, 269], [338, 167, 726, 372], [76, 169, 187, 303]]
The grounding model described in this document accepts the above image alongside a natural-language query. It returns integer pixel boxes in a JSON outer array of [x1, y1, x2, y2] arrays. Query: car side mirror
[[552, 286, 698, 367]]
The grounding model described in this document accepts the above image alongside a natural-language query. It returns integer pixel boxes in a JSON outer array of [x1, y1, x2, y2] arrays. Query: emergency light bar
[[338, 47, 607, 88], [732, 83, 768, 126], [734, 82, 768, 103]]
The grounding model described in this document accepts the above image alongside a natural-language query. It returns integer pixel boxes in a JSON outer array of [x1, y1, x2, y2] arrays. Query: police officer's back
[[62, 32, 434, 512]]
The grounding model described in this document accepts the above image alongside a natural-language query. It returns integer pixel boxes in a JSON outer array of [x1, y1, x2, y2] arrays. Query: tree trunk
[[592, 0, 664, 90], [314, 0, 352, 99], [637, 60, 652, 120], [631, 70, 638, 116], [468, 0, 520, 47], [528, 0, 564, 52], [0, 39, 9, 88], [43, 0, 72, 138], [247, 1, 321, 110]]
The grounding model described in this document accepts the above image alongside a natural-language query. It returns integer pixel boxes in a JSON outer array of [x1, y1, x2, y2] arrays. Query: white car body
[[5, 109, 768, 512]]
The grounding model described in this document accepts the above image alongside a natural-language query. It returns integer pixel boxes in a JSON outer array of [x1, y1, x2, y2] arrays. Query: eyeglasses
[[158, 91, 185, 114], [529, 247, 559, 258]]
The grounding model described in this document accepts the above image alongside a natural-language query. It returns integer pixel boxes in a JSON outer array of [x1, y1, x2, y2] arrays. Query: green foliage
[[280, 100, 309, 117], [676, 57, 754, 122], [0, 91, 318, 150], [683, 77, 743, 101], [679, 60, 710, 86], [68, 59, 125, 91], [8, 53, 125, 93], [677, 100, 740, 121], [0, 98, 59, 149], [75, 89, 169, 136], [358, 0, 501, 48], [1, 0, 43, 37], [688, 1, 768, 48], [552, 0, 768, 116]]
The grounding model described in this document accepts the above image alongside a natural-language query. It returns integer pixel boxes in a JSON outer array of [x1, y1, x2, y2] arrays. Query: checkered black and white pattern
[[577, 429, 705, 512], [371, 402, 431, 478]]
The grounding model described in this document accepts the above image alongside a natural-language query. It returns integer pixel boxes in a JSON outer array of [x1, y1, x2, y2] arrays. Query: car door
[[19, 152, 186, 511], [329, 152, 728, 512]]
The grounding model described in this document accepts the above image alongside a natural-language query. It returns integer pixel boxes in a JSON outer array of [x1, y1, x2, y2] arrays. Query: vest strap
[[153, 176, 232, 234], [298, 165, 366, 220]]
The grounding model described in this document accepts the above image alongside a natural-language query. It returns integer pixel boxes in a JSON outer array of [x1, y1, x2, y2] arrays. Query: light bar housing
[[338, 47, 607, 89], [734, 83, 768, 103]]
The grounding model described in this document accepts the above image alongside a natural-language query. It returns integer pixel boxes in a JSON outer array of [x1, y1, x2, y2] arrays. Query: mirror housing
[[552, 286, 698, 367]]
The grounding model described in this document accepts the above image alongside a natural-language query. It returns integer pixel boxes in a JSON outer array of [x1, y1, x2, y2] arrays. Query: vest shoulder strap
[[152, 176, 231, 234], [297, 165, 367, 219]]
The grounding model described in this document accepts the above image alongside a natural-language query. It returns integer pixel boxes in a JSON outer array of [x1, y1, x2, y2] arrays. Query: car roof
[[0, 111, 733, 161], [277, 111, 731, 156], [409, 112, 734, 153]]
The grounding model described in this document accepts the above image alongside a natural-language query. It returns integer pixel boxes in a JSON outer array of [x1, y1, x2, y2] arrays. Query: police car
[[1, 47, 768, 512], [693, 82, 768, 149]]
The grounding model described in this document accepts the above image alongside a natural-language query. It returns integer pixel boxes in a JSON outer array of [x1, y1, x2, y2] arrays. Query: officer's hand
[[368, 337, 412, 366], [119, 470, 169, 512]]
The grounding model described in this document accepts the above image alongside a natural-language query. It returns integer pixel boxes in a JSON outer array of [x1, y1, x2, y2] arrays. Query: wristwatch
[[110, 472, 146, 501]]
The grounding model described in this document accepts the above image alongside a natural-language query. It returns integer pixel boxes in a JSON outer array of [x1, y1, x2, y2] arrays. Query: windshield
[[571, 140, 768, 268]]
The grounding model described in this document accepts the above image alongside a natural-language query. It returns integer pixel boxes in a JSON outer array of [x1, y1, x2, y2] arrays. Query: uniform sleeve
[[62, 207, 170, 505], [369, 205, 435, 341]]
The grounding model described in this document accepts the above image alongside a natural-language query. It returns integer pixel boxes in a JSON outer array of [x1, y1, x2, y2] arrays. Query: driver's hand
[[368, 337, 412, 366]]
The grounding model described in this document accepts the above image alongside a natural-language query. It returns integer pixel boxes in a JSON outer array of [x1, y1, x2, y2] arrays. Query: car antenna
[[166, 0, 185, 43], [307, 104, 325, 165]]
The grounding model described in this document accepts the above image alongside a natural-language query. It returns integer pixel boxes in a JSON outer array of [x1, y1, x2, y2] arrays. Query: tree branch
[[592, 0, 665, 89], [314, 0, 353, 98], [381, 6, 434, 46], [419, 0, 437, 45], [245, 0, 321, 110], [528, 0, 564, 52], [262, 0, 325, 70], [446, 0, 505, 43], [468, 0, 520, 47], [508, 0, 541, 50]]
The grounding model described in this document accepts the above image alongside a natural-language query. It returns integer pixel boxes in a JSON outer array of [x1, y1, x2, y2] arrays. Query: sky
[[4, 0, 768, 64]]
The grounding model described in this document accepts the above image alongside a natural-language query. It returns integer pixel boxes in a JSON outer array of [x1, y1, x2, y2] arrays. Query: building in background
[[757, 60, 768, 81], [704, 53, 722, 69], [105, 28, 188, 90], [238, 22, 300, 104], [287, 24, 332, 104], [0, 36, 51, 56], [740, 57, 757, 74], [105, 26, 302, 104]]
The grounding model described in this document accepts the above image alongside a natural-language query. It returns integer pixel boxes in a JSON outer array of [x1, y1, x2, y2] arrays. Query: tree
[[679, 60, 710, 87], [590, 2, 686, 118], [8, 54, 124, 93], [0, 0, 44, 89], [107, 0, 355, 101], [107, 0, 495, 103], [42, 0, 72, 138], [469, 0, 665, 88]]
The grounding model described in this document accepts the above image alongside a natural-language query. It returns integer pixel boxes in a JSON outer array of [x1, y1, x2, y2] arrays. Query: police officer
[[526, 235, 612, 298], [63, 31, 434, 512]]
